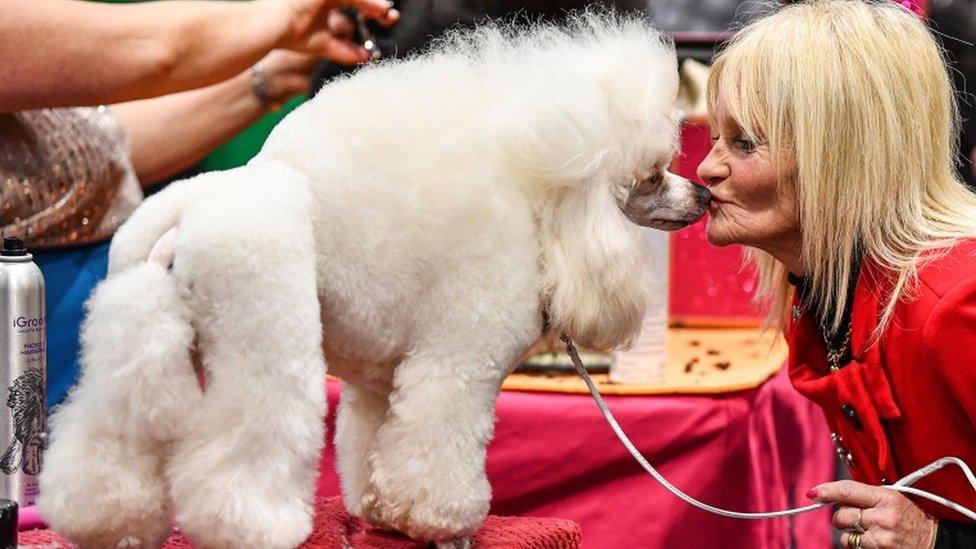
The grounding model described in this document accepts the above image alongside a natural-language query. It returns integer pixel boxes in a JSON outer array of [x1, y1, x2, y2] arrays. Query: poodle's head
[[481, 13, 710, 348], [595, 44, 711, 232], [495, 12, 710, 231]]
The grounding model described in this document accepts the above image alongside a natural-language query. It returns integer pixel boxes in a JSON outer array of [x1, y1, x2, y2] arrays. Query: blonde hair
[[707, 0, 976, 338]]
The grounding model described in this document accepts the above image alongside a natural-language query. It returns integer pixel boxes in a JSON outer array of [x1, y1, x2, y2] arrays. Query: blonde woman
[[697, 1, 976, 547]]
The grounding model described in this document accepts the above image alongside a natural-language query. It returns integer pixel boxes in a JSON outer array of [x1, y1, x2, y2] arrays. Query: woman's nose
[[696, 147, 729, 187]]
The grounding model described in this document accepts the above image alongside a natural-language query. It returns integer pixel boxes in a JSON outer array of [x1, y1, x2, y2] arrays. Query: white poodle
[[37, 12, 709, 548]]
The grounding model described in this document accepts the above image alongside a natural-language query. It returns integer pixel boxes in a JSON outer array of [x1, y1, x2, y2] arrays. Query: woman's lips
[[707, 198, 727, 214]]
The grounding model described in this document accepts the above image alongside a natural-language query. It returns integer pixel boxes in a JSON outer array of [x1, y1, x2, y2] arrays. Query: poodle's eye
[[633, 173, 664, 189]]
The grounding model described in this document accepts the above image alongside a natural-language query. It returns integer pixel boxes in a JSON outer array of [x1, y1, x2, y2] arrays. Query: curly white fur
[[38, 11, 695, 547]]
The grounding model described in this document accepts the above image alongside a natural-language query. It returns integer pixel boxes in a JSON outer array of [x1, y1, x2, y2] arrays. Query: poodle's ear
[[535, 180, 652, 351], [494, 77, 651, 350], [495, 85, 615, 190]]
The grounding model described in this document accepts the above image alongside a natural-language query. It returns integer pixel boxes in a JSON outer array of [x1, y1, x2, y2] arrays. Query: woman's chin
[[704, 220, 735, 247]]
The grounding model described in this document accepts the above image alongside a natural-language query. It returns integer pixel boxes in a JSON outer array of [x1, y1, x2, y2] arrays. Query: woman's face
[[697, 97, 801, 263]]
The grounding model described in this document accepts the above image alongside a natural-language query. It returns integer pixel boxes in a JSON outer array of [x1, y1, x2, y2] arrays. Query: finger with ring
[[833, 505, 869, 532]]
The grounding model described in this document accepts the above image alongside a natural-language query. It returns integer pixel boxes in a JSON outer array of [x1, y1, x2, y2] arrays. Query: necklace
[[823, 323, 853, 372]]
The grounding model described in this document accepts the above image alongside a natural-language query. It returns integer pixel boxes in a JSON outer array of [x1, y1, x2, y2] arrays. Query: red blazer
[[787, 239, 976, 522]]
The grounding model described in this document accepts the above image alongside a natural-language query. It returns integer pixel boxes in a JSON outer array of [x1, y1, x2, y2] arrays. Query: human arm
[[924, 282, 976, 425], [112, 50, 317, 186], [0, 0, 397, 111], [922, 280, 976, 546]]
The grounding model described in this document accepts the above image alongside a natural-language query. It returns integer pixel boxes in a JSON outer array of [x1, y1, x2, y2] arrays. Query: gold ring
[[848, 531, 862, 549], [854, 508, 864, 532]]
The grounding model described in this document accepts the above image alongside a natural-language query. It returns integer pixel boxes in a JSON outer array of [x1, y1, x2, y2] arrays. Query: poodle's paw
[[364, 471, 489, 542], [176, 499, 313, 549], [346, 485, 380, 518], [172, 479, 314, 549], [37, 430, 171, 549], [37, 485, 171, 549], [433, 537, 471, 549], [117, 535, 147, 548], [37, 504, 170, 549], [169, 456, 315, 549]]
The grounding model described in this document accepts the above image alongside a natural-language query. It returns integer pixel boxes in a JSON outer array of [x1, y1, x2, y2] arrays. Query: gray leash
[[559, 332, 976, 521]]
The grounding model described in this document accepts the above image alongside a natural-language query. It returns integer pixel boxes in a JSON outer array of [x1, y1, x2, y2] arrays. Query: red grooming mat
[[19, 496, 581, 548]]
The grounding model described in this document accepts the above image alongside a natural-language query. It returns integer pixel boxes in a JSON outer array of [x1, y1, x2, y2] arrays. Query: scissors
[[355, 10, 383, 61]]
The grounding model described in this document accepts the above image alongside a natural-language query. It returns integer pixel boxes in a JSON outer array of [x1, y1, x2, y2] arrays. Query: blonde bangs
[[707, 0, 976, 339], [706, 32, 778, 153]]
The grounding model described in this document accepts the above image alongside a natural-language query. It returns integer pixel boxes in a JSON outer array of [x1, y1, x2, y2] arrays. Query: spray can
[[0, 237, 45, 507]]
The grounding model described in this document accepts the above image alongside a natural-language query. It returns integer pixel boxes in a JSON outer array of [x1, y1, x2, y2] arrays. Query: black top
[[786, 262, 858, 353], [935, 518, 976, 549]]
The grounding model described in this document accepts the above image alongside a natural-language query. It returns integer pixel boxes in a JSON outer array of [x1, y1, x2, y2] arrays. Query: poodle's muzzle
[[620, 171, 711, 231]]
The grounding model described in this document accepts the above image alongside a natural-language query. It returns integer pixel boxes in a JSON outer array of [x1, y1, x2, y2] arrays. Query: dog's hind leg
[[335, 380, 391, 517], [163, 178, 325, 549], [38, 262, 200, 548]]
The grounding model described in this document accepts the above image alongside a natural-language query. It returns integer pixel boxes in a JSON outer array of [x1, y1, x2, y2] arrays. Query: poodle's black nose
[[694, 184, 712, 203]]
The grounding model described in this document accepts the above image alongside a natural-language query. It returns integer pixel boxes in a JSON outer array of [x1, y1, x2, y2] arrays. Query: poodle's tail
[[108, 178, 195, 275]]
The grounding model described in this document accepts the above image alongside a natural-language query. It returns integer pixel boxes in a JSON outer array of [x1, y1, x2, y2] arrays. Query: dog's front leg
[[363, 341, 518, 544], [335, 380, 392, 517]]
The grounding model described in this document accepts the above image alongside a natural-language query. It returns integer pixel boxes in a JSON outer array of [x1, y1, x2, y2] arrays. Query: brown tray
[[502, 327, 786, 395]]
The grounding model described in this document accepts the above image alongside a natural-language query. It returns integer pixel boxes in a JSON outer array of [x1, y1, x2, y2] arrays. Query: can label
[[1, 252, 46, 505], [0, 367, 44, 476]]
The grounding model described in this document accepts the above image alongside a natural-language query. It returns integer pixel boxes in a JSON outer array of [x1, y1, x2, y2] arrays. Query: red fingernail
[[806, 488, 818, 499]]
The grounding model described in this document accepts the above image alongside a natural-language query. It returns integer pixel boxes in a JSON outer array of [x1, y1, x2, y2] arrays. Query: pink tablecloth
[[317, 368, 835, 548]]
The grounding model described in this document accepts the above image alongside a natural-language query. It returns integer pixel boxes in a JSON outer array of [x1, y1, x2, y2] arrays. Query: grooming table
[[18, 497, 581, 548], [320, 366, 835, 548]]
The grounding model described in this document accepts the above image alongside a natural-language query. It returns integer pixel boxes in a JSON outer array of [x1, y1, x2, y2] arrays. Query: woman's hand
[[253, 50, 320, 107], [809, 480, 938, 548], [273, 0, 398, 65]]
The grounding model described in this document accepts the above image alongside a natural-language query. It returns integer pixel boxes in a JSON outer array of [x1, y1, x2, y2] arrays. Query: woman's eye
[[733, 138, 758, 152]]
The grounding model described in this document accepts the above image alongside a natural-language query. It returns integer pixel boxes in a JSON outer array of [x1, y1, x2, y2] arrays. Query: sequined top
[[0, 107, 142, 249]]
